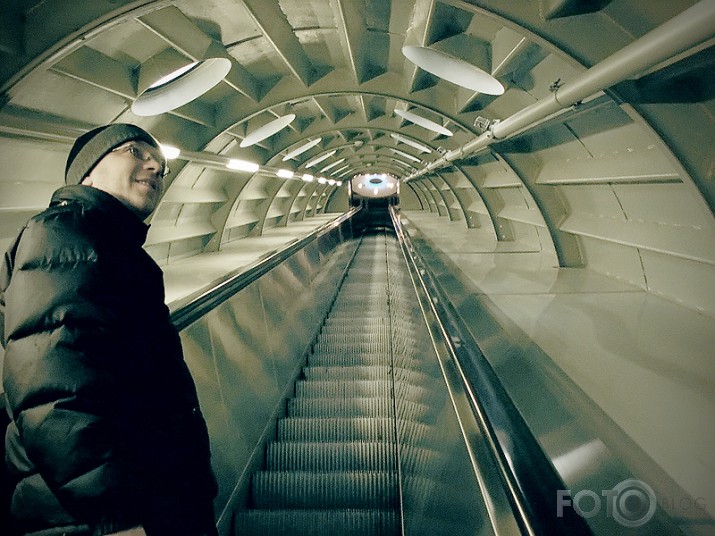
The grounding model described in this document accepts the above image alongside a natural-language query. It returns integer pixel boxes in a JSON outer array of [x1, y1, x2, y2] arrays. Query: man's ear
[[81, 177, 93, 186]]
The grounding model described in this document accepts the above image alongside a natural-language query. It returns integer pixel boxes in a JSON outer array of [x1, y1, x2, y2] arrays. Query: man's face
[[82, 140, 166, 219]]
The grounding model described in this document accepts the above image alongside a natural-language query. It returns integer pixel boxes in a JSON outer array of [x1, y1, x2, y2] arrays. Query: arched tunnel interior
[[0, 1, 713, 535]]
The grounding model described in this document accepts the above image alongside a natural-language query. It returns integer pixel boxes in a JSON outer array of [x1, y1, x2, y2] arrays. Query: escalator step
[[321, 321, 389, 331], [302, 365, 392, 381], [250, 471, 399, 509], [233, 508, 400, 536], [286, 396, 438, 422], [265, 441, 397, 471], [312, 342, 391, 354], [324, 313, 388, 322], [296, 379, 435, 404], [287, 397, 393, 418], [278, 417, 396, 442], [308, 353, 392, 367], [316, 333, 391, 345], [303, 365, 433, 385], [295, 379, 392, 398]]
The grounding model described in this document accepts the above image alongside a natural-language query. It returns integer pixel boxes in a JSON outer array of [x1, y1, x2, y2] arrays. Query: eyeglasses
[[112, 143, 169, 177]]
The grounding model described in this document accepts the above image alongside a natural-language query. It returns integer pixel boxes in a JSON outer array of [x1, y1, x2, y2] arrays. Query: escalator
[[233, 228, 483, 535], [178, 209, 681, 536]]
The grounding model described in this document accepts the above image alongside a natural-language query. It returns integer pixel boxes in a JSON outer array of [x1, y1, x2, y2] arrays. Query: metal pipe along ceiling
[[405, 0, 715, 181]]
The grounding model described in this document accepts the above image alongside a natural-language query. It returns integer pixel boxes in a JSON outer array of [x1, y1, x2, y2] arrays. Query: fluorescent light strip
[[226, 159, 259, 172]]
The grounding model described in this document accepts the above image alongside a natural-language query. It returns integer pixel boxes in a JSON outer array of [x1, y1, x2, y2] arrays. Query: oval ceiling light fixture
[[390, 133, 431, 153], [240, 114, 296, 148], [282, 138, 322, 161], [305, 150, 337, 168], [394, 109, 452, 137], [389, 148, 422, 163], [320, 158, 346, 173], [276, 168, 294, 179], [402, 45, 505, 95], [132, 58, 232, 116]]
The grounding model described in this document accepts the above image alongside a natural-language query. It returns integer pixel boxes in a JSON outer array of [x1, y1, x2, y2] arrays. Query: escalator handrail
[[390, 208, 592, 536], [170, 208, 359, 330]]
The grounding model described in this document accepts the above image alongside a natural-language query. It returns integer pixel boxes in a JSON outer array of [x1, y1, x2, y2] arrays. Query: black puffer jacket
[[0, 185, 217, 535]]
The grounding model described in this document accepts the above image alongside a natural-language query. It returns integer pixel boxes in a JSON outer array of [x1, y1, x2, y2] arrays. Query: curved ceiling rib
[[0, 0, 712, 292]]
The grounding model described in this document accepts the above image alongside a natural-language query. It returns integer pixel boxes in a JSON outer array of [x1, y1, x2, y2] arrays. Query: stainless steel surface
[[179, 230, 357, 525], [398, 211, 700, 535]]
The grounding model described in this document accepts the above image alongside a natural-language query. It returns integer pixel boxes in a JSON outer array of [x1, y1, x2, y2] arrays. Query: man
[[0, 124, 218, 535]]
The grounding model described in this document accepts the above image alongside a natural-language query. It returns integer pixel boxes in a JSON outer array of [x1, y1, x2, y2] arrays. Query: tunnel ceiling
[[0, 0, 713, 271]]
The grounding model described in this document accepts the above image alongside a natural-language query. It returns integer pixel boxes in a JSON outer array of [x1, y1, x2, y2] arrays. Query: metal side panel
[[180, 235, 357, 522]]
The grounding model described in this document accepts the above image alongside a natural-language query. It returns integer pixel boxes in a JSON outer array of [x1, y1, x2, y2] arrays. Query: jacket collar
[[50, 185, 150, 244]]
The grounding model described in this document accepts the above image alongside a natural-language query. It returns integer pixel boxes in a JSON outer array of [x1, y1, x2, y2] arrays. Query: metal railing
[[390, 207, 592, 536], [171, 208, 359, 330]]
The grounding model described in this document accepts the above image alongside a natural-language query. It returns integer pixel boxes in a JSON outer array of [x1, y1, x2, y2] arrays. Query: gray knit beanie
[[65, 123, 165, 185]]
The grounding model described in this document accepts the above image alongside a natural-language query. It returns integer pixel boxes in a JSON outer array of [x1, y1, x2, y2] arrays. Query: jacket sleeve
[[0, 231, 20, 348], [1, 213, 147, 526]]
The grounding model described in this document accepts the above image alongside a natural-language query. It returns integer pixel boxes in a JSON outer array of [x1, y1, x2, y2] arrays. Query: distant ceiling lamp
[[132, 58, 232, 116], [389, 148, 421, 163], [402, 45, 504, 95], [276, 169, 294, 178], [317, 177, 328, 184], [394, 109, 452, 136], [391, 133, 431, 153], [240, 114, 296, 148], [302, 173, 314, 182], [282, 138, 322, 161], [305, 150, 337, 168]]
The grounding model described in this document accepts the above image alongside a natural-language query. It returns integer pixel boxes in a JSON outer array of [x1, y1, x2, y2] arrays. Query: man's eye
[[129, 146, 142, 159]]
